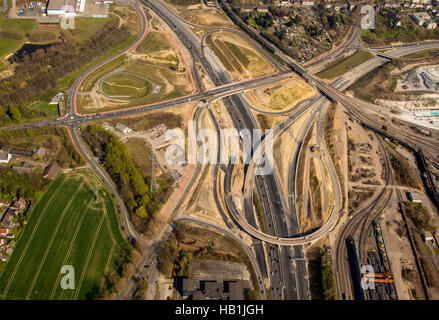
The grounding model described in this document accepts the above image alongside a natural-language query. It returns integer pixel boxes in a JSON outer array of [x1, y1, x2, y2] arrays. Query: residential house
[[11, 198, 26, 211], [0, 228, 10, 237], [0, 208, 17, 229]]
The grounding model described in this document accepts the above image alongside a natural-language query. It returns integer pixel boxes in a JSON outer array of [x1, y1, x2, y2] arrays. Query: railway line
[[335, 133, 395, 300]]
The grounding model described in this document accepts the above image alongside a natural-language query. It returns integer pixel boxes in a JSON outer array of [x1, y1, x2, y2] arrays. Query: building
[[10, 148, 35, 157], [0, 228, 10, 237], [46, 0, 77, 16], [406, 191, 422, 203], [77, 0, 86, 12], [301, 0, 314, 6], [424, 19, 437, 29], [115, 123, 134, 135], [204, 281, 225, 299], [11, 198, 26, 211], [411, 12, 436, 29], [0, 151, 11, 164], [43, 164, 59, 180], [423, 231, 434, 242], [0, 209, 17, 229], [229, 281, 244, 300], [35, 147, 47, 158], [12, 165, 33, 175], [182, 279, 199, 297], [180, 279, 245, 300]]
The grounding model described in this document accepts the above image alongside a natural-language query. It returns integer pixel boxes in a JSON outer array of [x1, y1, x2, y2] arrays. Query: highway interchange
[[2, 0, 439, 300]]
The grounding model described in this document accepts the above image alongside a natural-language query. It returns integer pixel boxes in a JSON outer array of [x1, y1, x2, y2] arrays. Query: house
[[0, 228, 10, 237], [43, 164, 59, 180], [0, 210, 16, 229], [11, 198, 26, 211], [115, 123, 134, 135], [0, 151, 11, 164]]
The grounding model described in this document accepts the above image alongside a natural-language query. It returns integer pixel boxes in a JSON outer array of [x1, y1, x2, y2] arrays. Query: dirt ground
[[245, 77, 316, 112], [380, 202, 426, 300]]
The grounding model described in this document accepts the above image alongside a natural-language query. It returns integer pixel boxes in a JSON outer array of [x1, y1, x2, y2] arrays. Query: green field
[[0, 170, 130, 300], [102, 73, 152, 99], [316, 50, 374, 79], [135, 32, 172, 54]]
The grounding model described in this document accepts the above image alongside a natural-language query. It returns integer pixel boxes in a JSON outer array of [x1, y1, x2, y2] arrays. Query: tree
[[135, 206, 148, 219], [8, 106, 21, 123]]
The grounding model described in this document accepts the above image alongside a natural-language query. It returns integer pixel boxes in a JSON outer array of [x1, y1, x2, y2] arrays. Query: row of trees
[[82, 125, 169, 233], [0, 18, 131, 122]]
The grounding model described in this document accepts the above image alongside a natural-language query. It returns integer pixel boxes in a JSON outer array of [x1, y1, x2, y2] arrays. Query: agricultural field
[[101, 73, 153, 99], [316, 50, 374, 80], [206, 31, 277, 81], [0, 170, 130, 300]]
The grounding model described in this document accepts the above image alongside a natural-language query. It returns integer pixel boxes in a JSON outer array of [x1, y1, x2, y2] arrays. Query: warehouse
[[46, 0, 77, 16]]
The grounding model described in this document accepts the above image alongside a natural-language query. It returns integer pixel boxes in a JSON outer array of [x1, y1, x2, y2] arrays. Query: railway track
[[335, 133, 394, 300]]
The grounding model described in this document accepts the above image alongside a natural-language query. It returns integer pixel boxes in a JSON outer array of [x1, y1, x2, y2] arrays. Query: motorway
[[2, 0, 439, 301]]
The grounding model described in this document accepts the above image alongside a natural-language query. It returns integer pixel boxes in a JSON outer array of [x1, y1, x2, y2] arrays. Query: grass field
[[102, 73, 152, 99], [135, 32, 172, 54], [316, 50, 374, 79], [80, 55, 127, 92], [0, 18, 36, 68], [0, 170, 130, 300], [206, 32, 276, 80]]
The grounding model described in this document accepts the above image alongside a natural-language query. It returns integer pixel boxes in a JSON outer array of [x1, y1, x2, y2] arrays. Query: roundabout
[[99, 71, 160, 100]]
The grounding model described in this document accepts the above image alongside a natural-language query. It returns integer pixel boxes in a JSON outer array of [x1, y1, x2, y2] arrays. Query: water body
[[11, 43, 54, 61]]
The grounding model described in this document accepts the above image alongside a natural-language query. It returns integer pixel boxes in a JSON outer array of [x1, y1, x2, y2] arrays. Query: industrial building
[[46, 0, 81, 16]]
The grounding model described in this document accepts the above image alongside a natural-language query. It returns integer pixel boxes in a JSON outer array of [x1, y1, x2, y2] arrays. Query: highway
[[3, 0, 439, 301], [143, 0, 308, 300]]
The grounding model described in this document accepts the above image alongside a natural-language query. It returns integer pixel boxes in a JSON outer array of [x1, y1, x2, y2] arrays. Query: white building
[[411, 12, 436, 29], [302, 0, 314, 6], [115, 123, 134, 135], [0, 152, 11, 164], [423, 231, 434, 242], [46, 0, 79, 16]]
